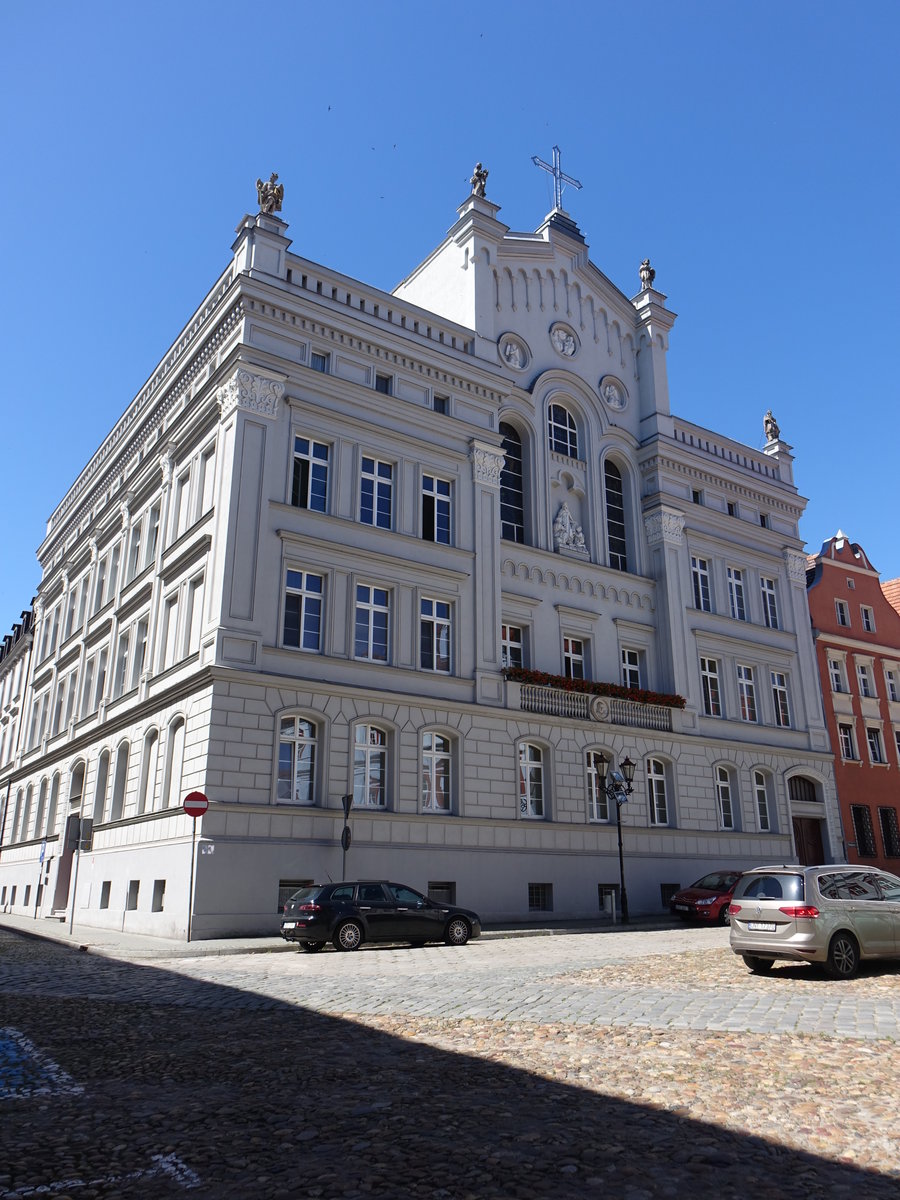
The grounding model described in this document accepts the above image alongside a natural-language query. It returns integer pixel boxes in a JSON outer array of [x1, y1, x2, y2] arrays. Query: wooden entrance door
[[792, 816, 824, 865]]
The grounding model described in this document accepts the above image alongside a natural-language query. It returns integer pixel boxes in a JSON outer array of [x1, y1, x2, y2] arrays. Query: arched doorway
[[788, 775, 827, 864]]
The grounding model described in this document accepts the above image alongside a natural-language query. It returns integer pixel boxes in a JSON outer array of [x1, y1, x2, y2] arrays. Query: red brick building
[[806, 534, 900, 869]]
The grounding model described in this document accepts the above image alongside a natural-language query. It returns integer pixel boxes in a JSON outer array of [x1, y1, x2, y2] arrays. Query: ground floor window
[[528, 882, 553, 912]]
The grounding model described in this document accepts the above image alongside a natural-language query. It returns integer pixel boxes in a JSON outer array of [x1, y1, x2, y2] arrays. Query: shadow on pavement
[[0, 927, 894, 1200]]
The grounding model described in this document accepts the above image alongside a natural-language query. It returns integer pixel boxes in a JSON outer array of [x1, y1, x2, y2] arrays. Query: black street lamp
[[595, 752, 636, 924]]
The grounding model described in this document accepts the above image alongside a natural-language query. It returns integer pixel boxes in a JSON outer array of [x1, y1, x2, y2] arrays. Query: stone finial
[[470, 162, 488, 198], [256, 173, 284, 214], [639, 258, 656, 291], [764, 409, 781, 443]]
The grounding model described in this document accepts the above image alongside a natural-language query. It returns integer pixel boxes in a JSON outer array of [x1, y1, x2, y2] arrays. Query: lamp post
[[596, 753, 636, 924], [340, 793, 353, 881]]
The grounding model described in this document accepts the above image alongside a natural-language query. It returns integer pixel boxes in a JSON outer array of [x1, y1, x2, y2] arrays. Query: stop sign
[[183, 791, 209, 819]]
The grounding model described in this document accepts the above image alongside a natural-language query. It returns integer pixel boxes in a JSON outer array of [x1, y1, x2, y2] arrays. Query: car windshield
[[693, 873, 740, 891], [734, 873, 804, 901]]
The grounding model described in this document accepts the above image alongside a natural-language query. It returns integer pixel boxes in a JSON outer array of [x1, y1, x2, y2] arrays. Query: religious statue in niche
[[501, 338, 526, 369], [639, 258, 656, 290], [553, 503, 587, 553], [257, 172, 284, 214], [551, 326, 577, 357], [602, 380, 625, 410], [764, 410, 781, 442], [470, 162, 489, 197]]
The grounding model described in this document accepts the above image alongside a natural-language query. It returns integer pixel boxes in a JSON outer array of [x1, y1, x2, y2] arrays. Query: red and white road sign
[[183, 792, 209, 819]]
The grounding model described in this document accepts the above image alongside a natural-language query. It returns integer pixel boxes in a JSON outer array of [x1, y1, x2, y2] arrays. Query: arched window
[[715, 766, 735, 830], [647, 758, 669, 825], [277, 715, 317, 806], [69, 762, 86, 810], [137, 730, 159, 814], [499, 423, 525, 543], [45, 774, 60, 837], [604, 460, 628, 571], [353, 724, 387, 808], [548, 404, 578, 458], [110, 742, 129, 821], [519, 742, 545, 818], [34, 779, 48, 837], [586, 751, 611, 822], [21, 785, 34, 840], [11, 789, 23, 842], [164, 718, 187, 808], [753, 769, 773, 832], [92, 751, 110, 823], [422, 732, 452, 813]]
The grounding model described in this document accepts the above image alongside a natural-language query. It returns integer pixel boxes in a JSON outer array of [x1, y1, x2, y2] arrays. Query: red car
[[669, 871, 743, 924]]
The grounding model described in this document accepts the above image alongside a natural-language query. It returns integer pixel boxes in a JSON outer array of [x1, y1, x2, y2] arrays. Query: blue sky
[[2, 2, 897, 629]]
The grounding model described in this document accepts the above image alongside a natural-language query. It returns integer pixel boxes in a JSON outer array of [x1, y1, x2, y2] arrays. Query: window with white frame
[[310, 350, 329, 373], [499, 424, 525, 543], [604, 460, 628, 571], [886, 668, 899, 703], [291, 436, 329, 512], [727, 567, 746, 621], [715, 766, 735, 830], [126, 520, 143, 584], [420, 598, 451, 673], [198, 444, 217, 516], [586, 751, 609, 822], [501, 624, 524, 669], [277, 716, 317, 805], [547, 404, 578, 458], [131, 616, 149, 690], [700, 657, 722, 717], [353, 724, 387, 808], [753, 769, 772, 832], [422, 731, 452, 813], [354, 584, 389, 661], [828, 657, 845, 693], [737, 664, 757, 722], [691, 556, 711, 612], [283, 570, 323, 651], [137, 728, 159, 815], [867, 727, 886, 764], [160, 595, 179, 671], [172, 470, 192, 542], [94, 544, 120, 614], [647, 758, 669, 825], [563, 637, 586, 680], [621, 648, 641, 690], [374, 372, 392, 395], [835, 599, 850, 627], [838, 722, 857, 760], [34, 778, 49, 836], [422, 475, 452, 544], [518, 743, 545, 818], [163, 717, 186, 809], [771, 671, 791, 727], [145, 503, 161, 569], [861, 606, 875, 633], [760, 577, 779, 630], [857, 662, 874, 698], [185, 574, 205, 657], [110, 745, 128, 822], [360, 457, 393, 529]]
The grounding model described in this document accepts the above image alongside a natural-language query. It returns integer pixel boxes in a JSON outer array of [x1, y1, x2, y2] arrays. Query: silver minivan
[[729, 864, 900, 979]]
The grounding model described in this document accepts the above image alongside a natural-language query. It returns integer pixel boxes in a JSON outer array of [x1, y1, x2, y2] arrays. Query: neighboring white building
[[0, 175, 840, 937]]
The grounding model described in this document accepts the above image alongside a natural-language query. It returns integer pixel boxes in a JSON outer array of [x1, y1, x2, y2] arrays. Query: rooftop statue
[[470, 162, 488, 198], [639, 258, 656, 290], [764, 410, 781, 442], [257, 172, 284, 214]]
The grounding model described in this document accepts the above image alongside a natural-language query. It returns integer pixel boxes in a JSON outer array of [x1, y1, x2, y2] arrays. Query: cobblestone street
[[1, 923, 898, 1198]]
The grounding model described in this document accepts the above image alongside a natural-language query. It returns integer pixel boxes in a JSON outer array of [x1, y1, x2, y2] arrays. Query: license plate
[[282, 922, 296, 930], [675, 905, 689, 912], [747, 921, 776, 932]]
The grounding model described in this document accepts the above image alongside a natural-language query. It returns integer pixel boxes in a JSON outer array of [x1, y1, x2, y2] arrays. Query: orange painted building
[[806, 534, 900, 869]]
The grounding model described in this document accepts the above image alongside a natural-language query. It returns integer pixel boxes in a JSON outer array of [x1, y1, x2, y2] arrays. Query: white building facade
[[0, 179, 840, 937]]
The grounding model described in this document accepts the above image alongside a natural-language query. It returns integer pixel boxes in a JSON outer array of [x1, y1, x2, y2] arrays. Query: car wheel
[[825, 931, 860, 979], [742, 954, 774, 974], [333, 921, 363, 952], [301, 941, 325, 953], [719, 905, 731, 927], [445, 917, 470, 946]]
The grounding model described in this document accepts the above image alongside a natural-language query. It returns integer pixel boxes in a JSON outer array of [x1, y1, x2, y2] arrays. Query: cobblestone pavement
[[1, 925, 898, 1198]]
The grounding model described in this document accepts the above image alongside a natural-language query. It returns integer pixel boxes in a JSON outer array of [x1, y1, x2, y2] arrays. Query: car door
[[840, 872, 895, 956], [873, 872, 900, 956], [387, 884, 444, 941], [355, 883, 401, 941]]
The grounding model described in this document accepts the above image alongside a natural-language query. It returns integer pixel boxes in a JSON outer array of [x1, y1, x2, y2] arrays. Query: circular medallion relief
[[498, 334, 529, 371], [549, 323, 578, 358], [600, 376, 627, 411], [590, 696, 611, 722]]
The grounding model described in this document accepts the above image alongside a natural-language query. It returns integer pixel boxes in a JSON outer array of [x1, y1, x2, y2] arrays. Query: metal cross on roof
[[531, 145, 582, 211]]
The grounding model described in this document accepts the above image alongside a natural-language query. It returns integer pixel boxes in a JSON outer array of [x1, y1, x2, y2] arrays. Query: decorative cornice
[[470, 440, 504, 488], [643, 509, 685, 547], [216, 368, 285, 421]]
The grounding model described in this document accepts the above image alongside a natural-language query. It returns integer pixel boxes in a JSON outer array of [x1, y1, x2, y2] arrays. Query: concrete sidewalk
[[0, 909, 682, 959]]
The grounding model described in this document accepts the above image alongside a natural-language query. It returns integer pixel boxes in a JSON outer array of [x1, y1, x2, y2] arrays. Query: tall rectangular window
[[861, 606, 875, 633], [691, 557, 711, 612], [161, 596, 179, 671], [586, 751, 609, 822], [420, 598, 451, 673], [771, 671, 791, 727], [604, 460, 627, 571], [867, 727, 885, 764], [283, 570, 323, 651], [113, 631, 131, 699], [291, 437, 329, 512], [422, 732, 452, 812], [727, 567, 746, 621], [715, 767, 734, 830], [145, 504, 161, 569], [360, 457, 393, 529], [185, 575, 205, 657], [886, 669, 899, 702], [199, 445, 217, 515], [828, 658, 845, 692], [760, 577, 779, 630], [354, 585, 389, 661], [753, 770, 771, 832], [737, 664, 757, 722], [499, 424, 525, 543], [835, 600, 850, 627], [131, 617, 149, 689], [422, 475, 451, 544], [518, 743, 544, 818], [563, 637, 585, 680], [173, 471, 192, 541], [277, 716, 317, 805], [857, 663, 874, 698], [838, 722, 856, 760], [647, 759, 668, 825], [878, 807, 900, 857], [621, 648, 641, 690], [850, 805, 877, 857], [501, 624, 523, 669], [700, 657, 722, 717]]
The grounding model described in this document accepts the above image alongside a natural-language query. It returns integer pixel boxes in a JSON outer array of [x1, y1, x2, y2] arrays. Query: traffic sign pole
[[183, 793, 209, 943]]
